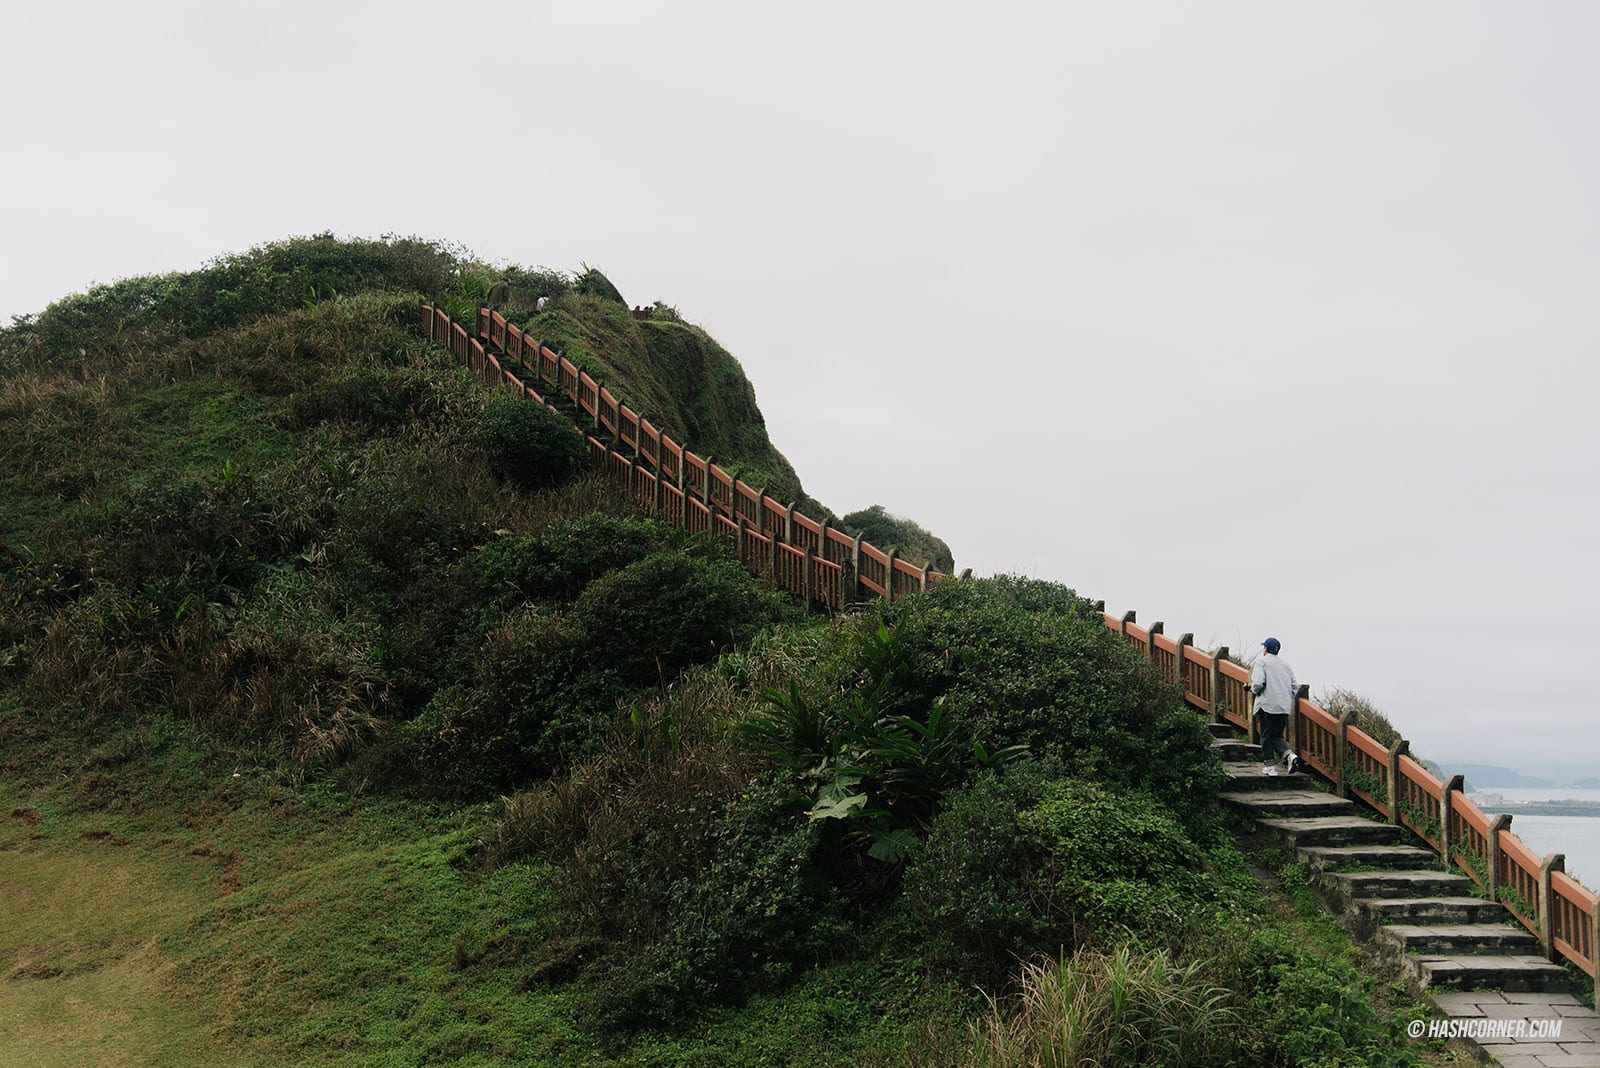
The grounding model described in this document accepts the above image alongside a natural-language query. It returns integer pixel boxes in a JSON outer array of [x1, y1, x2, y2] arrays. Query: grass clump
[[1322, 686, 1402, 747], [475, 392, 589, 491]]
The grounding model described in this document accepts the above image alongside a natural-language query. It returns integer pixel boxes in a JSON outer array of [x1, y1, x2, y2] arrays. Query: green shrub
[[1182, 919, 1424, 1068], [840, 504, 955, 572], [904, 763, 1073, 980], [741, 621, 1027, 870], [284, 358, 464, 436], [474, 393, 589, 490], [90, 468, 284, 614], [566, 547, 802, 686], [404, 545, 796, 796], [573, 264, 625, 305], [588, 774, 846, 1034], [404, 610, 623, 795], [864, 576, 1226, 832], [1019, 779, 1216, 937], [9, 234, 455, 364], [474, 514, 677, 609]]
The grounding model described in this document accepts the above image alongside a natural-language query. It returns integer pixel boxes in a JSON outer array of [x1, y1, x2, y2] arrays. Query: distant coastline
[[1469, 793, 1600, 818]]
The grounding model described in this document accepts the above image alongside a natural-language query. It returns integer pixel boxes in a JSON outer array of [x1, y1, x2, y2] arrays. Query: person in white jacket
[[1250, 637, 1303, 775]]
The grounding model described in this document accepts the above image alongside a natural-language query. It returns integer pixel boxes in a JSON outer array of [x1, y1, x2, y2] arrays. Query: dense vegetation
[[0, 236, 1435, 1065]]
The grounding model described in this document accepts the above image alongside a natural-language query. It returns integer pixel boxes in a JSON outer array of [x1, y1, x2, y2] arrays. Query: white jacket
[[1250, 653, 1298, 717]]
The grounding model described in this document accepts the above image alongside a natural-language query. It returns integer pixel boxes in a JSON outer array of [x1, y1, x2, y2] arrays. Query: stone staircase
[[1212, 725, 1568, 995], [1214, 727, 1600, 1065]]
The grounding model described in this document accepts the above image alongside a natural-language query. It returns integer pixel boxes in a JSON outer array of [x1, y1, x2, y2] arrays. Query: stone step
[[1298, 843, 1441, 871], [1358, 896, 1512, 925], [1211, 739, 1258, 762], [1407, 953, 1569, 993], [1327, 869, 1475, 899], [1222, 790, 1356, 818], [1207, 722, 1241, 739], [1257, 815, 1408, 848], [1220, 763, 1317, 792], [1377, 923, 1542, 956]]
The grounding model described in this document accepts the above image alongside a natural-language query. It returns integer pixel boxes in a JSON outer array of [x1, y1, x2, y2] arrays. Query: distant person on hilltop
[[1251, 637, 1303, 776]]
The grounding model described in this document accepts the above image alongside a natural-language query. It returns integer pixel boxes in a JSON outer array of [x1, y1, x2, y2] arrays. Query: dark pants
[[1258, 712, 1290, 764]]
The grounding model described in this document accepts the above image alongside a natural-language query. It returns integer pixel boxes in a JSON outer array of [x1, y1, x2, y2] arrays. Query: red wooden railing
[[1106, 608, 1600, 982]]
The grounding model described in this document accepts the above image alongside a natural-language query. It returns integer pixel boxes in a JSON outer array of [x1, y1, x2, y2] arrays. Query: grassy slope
[[0, 698, 951, 1066]]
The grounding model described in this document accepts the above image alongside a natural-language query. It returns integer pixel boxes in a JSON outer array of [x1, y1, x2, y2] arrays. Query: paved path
[[1214, 729, 1600, 1067]]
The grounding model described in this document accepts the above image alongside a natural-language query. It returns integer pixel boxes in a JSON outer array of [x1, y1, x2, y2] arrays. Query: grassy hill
[[0, 237, 1435, 1066]]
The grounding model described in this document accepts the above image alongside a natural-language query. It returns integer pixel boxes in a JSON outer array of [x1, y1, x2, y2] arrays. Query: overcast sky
[[4, 1, 1597, 779]]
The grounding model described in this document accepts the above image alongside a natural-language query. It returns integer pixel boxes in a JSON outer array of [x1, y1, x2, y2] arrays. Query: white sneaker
[[1286, 754, 1301, 774], [1262, 764, 1278, 776]]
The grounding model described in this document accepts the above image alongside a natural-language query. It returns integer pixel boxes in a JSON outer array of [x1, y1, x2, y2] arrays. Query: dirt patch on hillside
[[8, 806, 42, 826], [80, 828, 131, 846]]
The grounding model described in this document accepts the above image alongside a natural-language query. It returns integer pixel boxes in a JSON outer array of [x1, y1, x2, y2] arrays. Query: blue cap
[[1262, 637, 1281, 654]]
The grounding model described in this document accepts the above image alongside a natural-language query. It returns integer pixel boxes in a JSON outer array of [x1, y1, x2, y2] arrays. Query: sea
[[1467, 787, 1600, 888]]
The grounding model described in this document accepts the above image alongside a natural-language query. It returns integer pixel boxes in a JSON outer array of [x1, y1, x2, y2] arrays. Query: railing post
[[1438, 774, 1464, 868], [1590, 896, 1600, 983], [960, 568, 974, 580], [1118, 610, 1135, 638], [1487, 813, 1512, 903], [1333, 710, 1353, 798], [1146, 621, 1163, 666], [1290, 683, 1309, 757], [1385, 738, 1409, 825], [818, 517, 832, 560], [852, 533, 864, 597], [884, 548, 898, 604], [1174, 632, 1193, 694], [802, 548, 814, 610], [920, 563, 931, 592], [784, 503, 795, 546], [1537, 854, 1565, 960], [1206, 645, 1228, 723], [840, 554, 859, 612]]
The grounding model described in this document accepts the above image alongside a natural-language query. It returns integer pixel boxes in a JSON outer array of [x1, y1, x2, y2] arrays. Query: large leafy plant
[[741, 621, 1025, 863]]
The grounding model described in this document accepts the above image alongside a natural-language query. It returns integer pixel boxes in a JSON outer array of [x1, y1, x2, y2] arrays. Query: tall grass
[[1320, 687, 1401, 748], [971, 945, 1238, 1067]]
